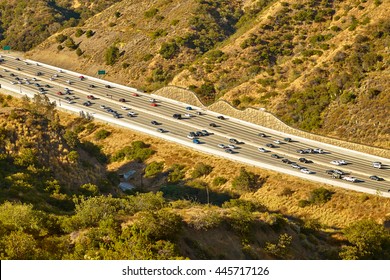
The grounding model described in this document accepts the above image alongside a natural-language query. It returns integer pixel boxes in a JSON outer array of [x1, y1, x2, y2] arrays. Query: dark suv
[[173, 114, 182, 119]]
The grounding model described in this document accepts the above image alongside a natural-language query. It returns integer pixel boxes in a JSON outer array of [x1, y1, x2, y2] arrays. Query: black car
[[282, 158, 292, 164], [151, 121, 159, 125], [299, 158, 312, 163], [89, 84, 95, 88], [369, 175, 383, 181], [105, 85, 111, 88], [271, 154, 281, 159], [258, 133, 266, 137], [266, 143, 275, 148], [225, 148, 234, 154], [173, 114, 182, 119], [229, 138, 239, 144], [209, 123, 217, 127], [284, 137, 292, 142], [217, 116, 225, 120], [36, 72, 42, 76]]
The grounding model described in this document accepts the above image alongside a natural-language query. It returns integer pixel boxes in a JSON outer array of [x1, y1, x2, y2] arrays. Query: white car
[[372, 162, 382, 169], [258, 147, 269, 153], [274, 140, 282, 144], [342, 176, 357, 183], [217, 144, 226, 149], [127, 112, 136, 117], [100, 105, 106, 109], [187, 135, 196, 139], [314, 148, 324, 154], [149, 98, 156, 102], [184, 113, 192, 117], [330, 160, 347, 166], [121, 106, 129, 110], [300, 168, 312, 174], [228, 144, 237, 149]]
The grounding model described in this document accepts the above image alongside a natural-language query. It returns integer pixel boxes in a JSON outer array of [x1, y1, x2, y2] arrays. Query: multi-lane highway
[[1, 54, 389, 197]]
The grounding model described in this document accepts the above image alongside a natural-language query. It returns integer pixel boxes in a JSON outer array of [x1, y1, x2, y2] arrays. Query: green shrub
[[145, 161, 164, 177], [143, 53, 154, 61], [171, 19, 179, 26], [159, 41, 179, 59], [57, 45, 64, 51], [55, 34, 68, 43], [75, 29, 84, 37], [232, 167, 262, 192], [212, 176, 228, 187], [298, 199, 310, 208], [150, 29, 168, 39], [191, 163, 213, 178], [308, 187, 334, 204], [85, 30, 94, 38], [144, 8, 159, 18], [94, 129, 111, 140], [168, 164, 186, 183], [105, 45, 120, 65], [64, 38, 77, 50], [75, 48, 83, 56]]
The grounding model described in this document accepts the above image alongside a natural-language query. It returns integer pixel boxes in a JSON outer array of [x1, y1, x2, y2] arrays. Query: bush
[[105, 45, 120, 65], [298, 199, 310, 208], [111, 141, 154, 162], [55, 34, 68, 43], [191, 163, 213, 178], [168, 164, 186, 183], [57, 45, 64, 51], [150, 29, 168, 39], [159, 41, 179, 59], [75, 29, 84, 37], [94, 129, 111, 140], [232, 167, 262, 192], [64, 38, 77, 50], [145, 161, 164, 178], [308, 187, 334, 204], [75, 48, 83, 56], [212, 176, 228, 186], [144, 8, 159, 18], [85, 30, 94, 38]]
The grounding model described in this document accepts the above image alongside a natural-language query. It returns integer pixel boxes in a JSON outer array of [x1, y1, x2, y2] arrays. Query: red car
[[132, 93, 139, 97], [119, 98, 126, 102], [87, 95, 95, 100], [56, 91, 63, 95], [79, 76, 85, 80], [150, 103, 157, 107]]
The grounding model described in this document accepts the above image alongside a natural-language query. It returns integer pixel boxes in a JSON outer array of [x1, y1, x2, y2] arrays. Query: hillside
[[25, 0, 390, 150], [0, 92, 389, 260]]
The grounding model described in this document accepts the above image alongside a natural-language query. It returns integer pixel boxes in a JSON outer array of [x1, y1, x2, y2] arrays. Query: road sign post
[[97, 70, 106, 75], [3, 45, 11, 53]]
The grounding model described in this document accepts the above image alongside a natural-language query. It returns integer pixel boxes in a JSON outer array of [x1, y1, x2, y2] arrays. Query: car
[[83, 101, 92, 106], [79, 76, 85, 80], [127, 112, 136, 117], [258, 133, 266, 137], [113, 113, 120, 119], [372, 162, 382, 169], [100, 105, 106, 109], [36, 72, 42, 76], [266, 143, 275, 148], [150, 103, 157, 107], [64, 97, 72, 104], [284, 137, 292, 142], [225, 148, 234, 154], [184, 113, 192, 117], [271, 154, 281, 159], [151, 121, 159, 125], [10, 73, 15, 77], [53, 74, 58, 78], [185, 106, 192, 110], [314, 148, 324, 154], [57, 69, 63, 73], [229, 138, 239, 144], [66, 80, 71, 84], [157, 128, 165, 133], [87, 95, 95, 100], [149, 98, 156, 103], [300, 168, 312, 174], [258, 147, 269, 153], [10, 81, 16, 84], [228, 144, 237, 149], [291, 163, 302, 169], [38, 87, 45, 92], [45, 84, 51, 88], [121, 106, 129, 110], [209, 123, 217, 127], [342, 176, 358, 183], [296, 149, 305, 154], [196, 111, 202, 115], [15, 57, 20, 61], [173, 114, 182, 119], [369, 175, 383, 181], [193, 139, 200, 144], [299, 158, 312, 163], [282, 158, 292, 164], [189, 132, 196, 137], [89, 84, 95, 88], [330, 160, 343, 165], [201, 130, 209, 136], [187, 134, 197, 139], [274, 140, 283, 144], [303, 148, 313, 154], [105, 84, 111, 88], [333, 169, 345, 175], [217, 116, 225, 120], [16, 67, 21, 71], [56, 91, 63, 95], [217, 144, 226, 149], [195, 131, 204, 137], [132, 93, 139, 97]]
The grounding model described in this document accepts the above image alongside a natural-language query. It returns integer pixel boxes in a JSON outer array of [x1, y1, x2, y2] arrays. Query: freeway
[[1, 54, 389, 197]]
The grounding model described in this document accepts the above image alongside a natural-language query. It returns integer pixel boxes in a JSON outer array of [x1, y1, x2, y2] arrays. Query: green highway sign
[[97, 70, 106, 75], [3, 45, 11, 51]]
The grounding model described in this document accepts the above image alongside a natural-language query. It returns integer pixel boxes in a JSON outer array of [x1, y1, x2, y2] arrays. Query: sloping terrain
[[26, 0, 390, 149]]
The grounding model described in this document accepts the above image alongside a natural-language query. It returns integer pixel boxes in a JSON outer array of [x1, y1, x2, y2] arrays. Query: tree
[[1, 231, 39, 259], [145, 161, 164, 177], [105, 46, 120, 65], [232, 167, 261, 192], [159, 41, 179, 59], [339, 219, 390, 260], [191, 162, 213, 178]]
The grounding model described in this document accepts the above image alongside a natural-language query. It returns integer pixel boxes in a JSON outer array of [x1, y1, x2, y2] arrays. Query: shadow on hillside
[[160, 184, 235, 206]]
